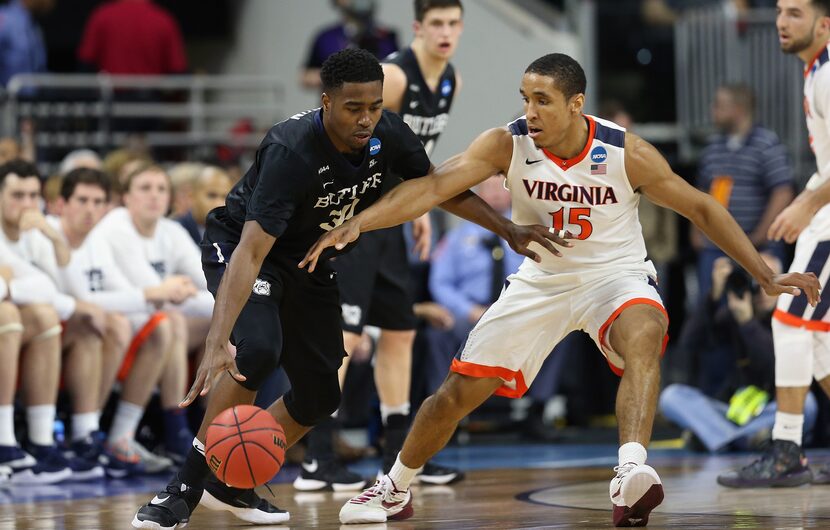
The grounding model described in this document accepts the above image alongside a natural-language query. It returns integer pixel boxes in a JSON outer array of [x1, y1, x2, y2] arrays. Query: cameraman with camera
[[659, 255, 818, 452]]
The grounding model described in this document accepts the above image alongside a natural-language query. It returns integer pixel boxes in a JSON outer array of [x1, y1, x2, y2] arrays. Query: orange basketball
[[205, 405, 286, 488]]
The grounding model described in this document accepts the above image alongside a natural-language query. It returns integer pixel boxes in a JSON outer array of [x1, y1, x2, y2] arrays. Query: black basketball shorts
[[332, 225, 417, 335]]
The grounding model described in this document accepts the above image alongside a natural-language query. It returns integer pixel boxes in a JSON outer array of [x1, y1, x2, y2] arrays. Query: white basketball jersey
[[505, 115, 654, 276], [804, 42, 830, 190]]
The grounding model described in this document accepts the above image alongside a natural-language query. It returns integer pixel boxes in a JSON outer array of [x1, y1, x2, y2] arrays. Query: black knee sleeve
[[231, 304, 282, 391], [283, 371, 341, 426]]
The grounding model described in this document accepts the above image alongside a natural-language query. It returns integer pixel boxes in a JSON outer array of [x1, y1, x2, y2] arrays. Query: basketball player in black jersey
[[131, 48, 562, 529], [294, 0, 466, 492]]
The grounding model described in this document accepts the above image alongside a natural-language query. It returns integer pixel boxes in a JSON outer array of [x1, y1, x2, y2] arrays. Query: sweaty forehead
[[333, 81, 383, 103]]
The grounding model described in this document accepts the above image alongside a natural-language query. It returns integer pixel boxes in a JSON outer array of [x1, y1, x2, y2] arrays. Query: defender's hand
[[768, 203, 813, 244], [179, 339, 246, 407], [412, 214, 432, 261], [760, 272, 820, 307], [504, 223, 574, 262], [299, 220, 362, 272]]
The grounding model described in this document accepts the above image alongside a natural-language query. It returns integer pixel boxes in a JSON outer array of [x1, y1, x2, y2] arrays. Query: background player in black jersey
[[295, 0, 466, 491], [132, 48, 563, 529]]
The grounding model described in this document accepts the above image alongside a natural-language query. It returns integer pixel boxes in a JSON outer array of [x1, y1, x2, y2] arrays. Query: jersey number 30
[[549, 207, 593, 240]]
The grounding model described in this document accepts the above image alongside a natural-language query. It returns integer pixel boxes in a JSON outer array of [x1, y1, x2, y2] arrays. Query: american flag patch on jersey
[[590, 164, 606, 175]]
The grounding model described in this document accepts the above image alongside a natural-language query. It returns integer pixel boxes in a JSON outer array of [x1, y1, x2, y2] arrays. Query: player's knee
[[623, 317, 665, 359], [234, 341, 280, 391], [0, 301, 21, 326], [106, 312, 132, 350], [145, 318, 174, 359], [22, 304, 60, 334], [287, 376, 341, 426]]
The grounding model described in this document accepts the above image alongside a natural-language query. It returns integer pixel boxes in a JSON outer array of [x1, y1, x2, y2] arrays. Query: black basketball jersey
[[384, 47, 456, 156], [217, 108, 431, 261]]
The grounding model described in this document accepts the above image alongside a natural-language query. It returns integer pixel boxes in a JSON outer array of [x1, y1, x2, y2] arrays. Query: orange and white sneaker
[[339, 475, 413, 524], [609, 463, 664, 527]]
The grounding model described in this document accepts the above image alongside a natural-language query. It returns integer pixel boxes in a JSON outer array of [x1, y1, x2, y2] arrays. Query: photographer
[[659, 255, 818, 452]]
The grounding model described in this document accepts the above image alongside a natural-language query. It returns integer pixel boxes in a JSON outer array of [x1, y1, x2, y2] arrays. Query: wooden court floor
[[3, 456, 830, 529]]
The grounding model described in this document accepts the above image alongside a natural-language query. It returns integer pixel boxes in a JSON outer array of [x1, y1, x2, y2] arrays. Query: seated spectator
[[168, 162, 204, 219], [301, 0, 398, 90], [93, 163, 213, 463], [659, 255, 818, 452], [176, 166, 233, 244]]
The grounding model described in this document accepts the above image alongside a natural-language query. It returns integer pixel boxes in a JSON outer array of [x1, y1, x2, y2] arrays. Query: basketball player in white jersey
[[718, 0, 830, 488], [51, 167, 199, 474], [301, 53, 820, 526], [94, 163, 214, 463]]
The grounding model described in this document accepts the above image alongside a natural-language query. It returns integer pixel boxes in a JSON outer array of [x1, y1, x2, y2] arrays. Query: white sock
[[772, 412, 804, 446], [380, 403, 411, 424], [108, 401, 144, 443], [26, 405, 56, 447], [192, 436, 205, 456], [71, 411, 100, 442], [618, 442, 647, 467], [0, 405, 17, 446], [387, 453, 421, 491]]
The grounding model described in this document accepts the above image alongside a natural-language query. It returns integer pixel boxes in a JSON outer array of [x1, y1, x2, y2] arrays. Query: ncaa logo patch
[[252, 278, 271, 296], [369, 138, 381, 155], [590, 146, 607, 163], [441, 79, 452, 96]]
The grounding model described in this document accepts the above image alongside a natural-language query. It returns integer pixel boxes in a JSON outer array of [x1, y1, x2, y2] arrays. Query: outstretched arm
[[626, 132, 820, 305]]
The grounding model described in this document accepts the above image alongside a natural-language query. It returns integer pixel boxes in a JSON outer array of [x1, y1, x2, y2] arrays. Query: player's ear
[[570, 94, 585, 115], [412, 20, 422, 37], [321, 92, 331, 113]]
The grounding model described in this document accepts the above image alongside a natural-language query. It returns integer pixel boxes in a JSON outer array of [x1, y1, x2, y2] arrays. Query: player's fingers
[[532, 232, 561, 257], [538, 227, 573, 248], [299, 244, 322, 272], [517, 247, 540, 262], [228, 365, 247, 383], [180, 371, 206, 407], [767, 219, 783, 241]]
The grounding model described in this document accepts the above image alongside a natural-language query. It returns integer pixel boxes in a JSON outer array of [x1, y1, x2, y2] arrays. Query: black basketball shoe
[[417, 461, 465, 485], [132, 476, 203, 529], [292, 458, 368, 491], [717, 439, 813, 488], [200, 475, 290, 524]]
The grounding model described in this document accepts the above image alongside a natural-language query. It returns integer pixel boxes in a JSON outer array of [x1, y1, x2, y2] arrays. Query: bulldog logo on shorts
[[252, 278, 271, 296]]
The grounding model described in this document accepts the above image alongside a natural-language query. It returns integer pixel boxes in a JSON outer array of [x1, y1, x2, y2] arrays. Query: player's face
[[520, 73, 583, 149], [0, 173, 41, 227], [124, 170, 171, 224], [322, 81, 384, 153], [192, 171, 232, 225], [415, 7, 463, 59], [63, 183, 107, 235], [776, 0, 826, 53]]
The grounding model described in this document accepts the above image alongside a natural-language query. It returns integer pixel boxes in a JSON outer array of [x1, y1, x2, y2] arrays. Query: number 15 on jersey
[[549, 207, 593, 240]]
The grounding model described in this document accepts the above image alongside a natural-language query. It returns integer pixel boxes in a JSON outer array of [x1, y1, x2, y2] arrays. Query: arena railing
[[675, 6, 813, 183], [2, 74, 285, 168]]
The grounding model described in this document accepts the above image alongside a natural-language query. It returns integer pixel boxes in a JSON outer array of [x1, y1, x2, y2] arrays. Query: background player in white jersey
[[94, 163, 214, 463], [298, 0, 465, 490], [0, 159, 116, 481], [718, 0, 830, 488], [301, 53, 821, 527], [53, 167, 197, 473]]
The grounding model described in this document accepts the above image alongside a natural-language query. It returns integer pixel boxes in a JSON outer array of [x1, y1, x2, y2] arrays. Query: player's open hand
[[180, 339, 246, 407], [299, 219, 362, 272], [768, 203, 813, 243], [504, 223, 574, 262], [760, 271, 821, 307]]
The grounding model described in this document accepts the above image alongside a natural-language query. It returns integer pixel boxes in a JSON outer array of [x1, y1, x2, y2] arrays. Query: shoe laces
[[351, 478, 396, 505], [613, 462, 636, 479]]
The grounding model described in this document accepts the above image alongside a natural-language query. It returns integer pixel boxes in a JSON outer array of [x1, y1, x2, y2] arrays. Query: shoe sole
[[10, 467, 72, 485], [417, 472, 463, 485], [199, 489, 290, 524], [613, 483, 664, 527], [293, 476, 367, 491], [717, 468, 813, 488], [67, 467, 106, 482], [130, 514, 182, 529], [339, 491, 414, 524]]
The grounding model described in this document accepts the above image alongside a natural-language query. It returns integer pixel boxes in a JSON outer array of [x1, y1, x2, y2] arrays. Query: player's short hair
[[525, 53, 587, 100], [122, 161, 170, 193], [813, 0, 830, 16], [720, 83, 755, 115], [320, 48, 384, 93], [60, 167, 111, 201], [0, 159, 40, 188], [414, 0, 463, 21]]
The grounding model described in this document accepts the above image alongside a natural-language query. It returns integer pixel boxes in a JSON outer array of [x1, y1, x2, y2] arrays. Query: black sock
[[383, 413, 410, 472], [177, 447, 210, 489], [307, 416, 337, 461]]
